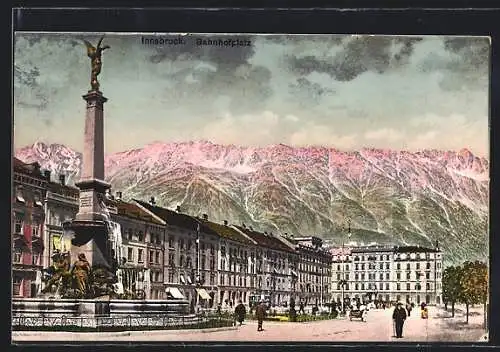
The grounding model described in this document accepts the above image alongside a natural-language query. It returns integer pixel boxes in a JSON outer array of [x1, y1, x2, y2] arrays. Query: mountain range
[[15, 141, 489, 265]]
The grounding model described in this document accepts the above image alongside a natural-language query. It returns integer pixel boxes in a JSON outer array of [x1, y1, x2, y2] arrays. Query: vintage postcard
[[12, 32, 489, 343]]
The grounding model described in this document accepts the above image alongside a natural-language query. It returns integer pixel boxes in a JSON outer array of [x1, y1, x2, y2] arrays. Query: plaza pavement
[[12, 305, 487, 343]]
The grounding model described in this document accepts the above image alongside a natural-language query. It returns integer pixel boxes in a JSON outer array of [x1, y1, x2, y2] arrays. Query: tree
[[442, 265, 462, 317], [459, 261, 488, 324]]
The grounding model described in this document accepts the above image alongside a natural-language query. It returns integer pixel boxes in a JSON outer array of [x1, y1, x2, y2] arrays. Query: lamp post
[[195, 223, 201, 314], [340, 219, 352, 315]]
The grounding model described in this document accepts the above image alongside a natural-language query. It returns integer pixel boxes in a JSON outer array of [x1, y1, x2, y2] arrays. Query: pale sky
[[13, 33, 490, 156]]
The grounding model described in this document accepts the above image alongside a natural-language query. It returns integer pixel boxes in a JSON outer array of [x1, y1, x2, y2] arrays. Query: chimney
[[223, 220, 228, 226], [242, 223, 246, 229], [150, 196, 156, 205], [59, 174, 66, 185], [284, 232, 288, 237], [176, 205, 181, 213], [43, 170, 51, 180], [202, 214, 208, 220], [116, 191, 122, 200]]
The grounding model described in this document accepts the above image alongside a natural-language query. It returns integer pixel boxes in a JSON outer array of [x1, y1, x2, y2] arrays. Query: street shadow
[[441, 320, 484, 331]]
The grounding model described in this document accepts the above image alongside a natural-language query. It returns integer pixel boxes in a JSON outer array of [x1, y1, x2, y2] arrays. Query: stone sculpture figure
[[83, 36, 110, 91], [72, 253, 91, 296], [41, 250, 71, 294]]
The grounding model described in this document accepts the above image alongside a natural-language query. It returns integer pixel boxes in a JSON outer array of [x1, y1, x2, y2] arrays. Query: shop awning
[[196, 288, 211, 300], [166, 287, 185, 299], [291, 270, 298, 276], [180, 275, 186, 284]]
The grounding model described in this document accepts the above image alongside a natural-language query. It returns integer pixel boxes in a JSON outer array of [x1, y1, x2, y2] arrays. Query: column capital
[[82, 90, 108, 105]]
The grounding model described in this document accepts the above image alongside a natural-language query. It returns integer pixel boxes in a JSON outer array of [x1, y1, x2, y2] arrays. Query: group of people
[[233, 300, 268, 331]]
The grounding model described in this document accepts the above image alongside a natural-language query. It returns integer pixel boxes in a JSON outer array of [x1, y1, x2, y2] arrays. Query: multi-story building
[[330, 244, 443, 305], [199, 215, 257, 308], [44, 173, 79, 267], [234, 225, 299, 307], [12, 158, 49, 298], [278, 235, 332, 306], [135, 199, 220, 311]]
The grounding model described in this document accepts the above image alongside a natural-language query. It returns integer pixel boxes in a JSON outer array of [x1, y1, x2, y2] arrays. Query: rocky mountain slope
[[16, 141, 489, 264]]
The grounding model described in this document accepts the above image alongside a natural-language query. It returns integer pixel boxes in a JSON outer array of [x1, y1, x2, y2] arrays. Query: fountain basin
[[12, 298, 189, 318]]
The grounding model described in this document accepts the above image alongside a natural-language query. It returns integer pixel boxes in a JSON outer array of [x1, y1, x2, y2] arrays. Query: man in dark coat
[[392, 302, 407, 338], [234, 300, 247, 326], [255, 300, 267, 331]]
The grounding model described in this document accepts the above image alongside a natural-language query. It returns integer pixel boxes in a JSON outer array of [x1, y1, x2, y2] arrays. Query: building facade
[[12, 158, 49, 298], [106, 194, 167, 300], [44, 173, 79, 268], [330, 244, 443, 305], [234, 225, 299, 307], [135, 200, 221, 311], [288, 237, 332, 306]]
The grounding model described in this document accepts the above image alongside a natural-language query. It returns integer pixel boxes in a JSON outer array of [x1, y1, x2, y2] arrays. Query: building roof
[[133, 199, 218, 235], [13, 157, 45, 178], [47, 181, 79, 197], [202, 221, 255, 246], [108, 199, 165, 225], [234, 226, 294, 253], [350, 246, 395, 254], [394, 245, 439, 253]]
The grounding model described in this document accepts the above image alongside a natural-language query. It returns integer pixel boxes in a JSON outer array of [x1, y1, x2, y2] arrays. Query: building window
[[415, 283, 421, 290], [426, 272, 430, 280], [149, 250, 154, 263], [385, 283, 389, 290], [168, 236, 175, 249], [168, 253, 175, 266], [32, 219, 40, 237], [127, 247, 134, 262], [397, 263, 400, 270], [406, 263, 410, 270], [168, 271, 174, 283], [386, 273, 389, 280], [396, 272, 401, 280], [437, 262, 441, 269], [416, 262, 420, 270], [361, 283, 365, 290], [13, 277, 22, 296], [127, 229, 133, 241], [426, 283, 431, 291], [379, 282, 383, 290], [14, 215, 23, 234], [13, 250, 22, 264], [155, 251, 160, 264], [361, 263, 365, 270], [386, 263, 389, 269], [155, 272, 161, 282], [138, 249, 144, 263], [138, 231, 144, 242], [406, 272, 411, 280], [16, 187, 25, 203], [355, 283, 359, 290], [32, 253, 40, 266], [346, 265, 349, 271], [406, 283, 410, 291], [396, 283, 400, 291]]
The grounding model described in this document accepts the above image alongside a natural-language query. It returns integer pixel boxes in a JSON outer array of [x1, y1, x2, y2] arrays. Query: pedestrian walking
[[256, 300, 267, 331], [234, 300, 246, 326], [392, 302, 407, 338], [406, 302, 412, 317]]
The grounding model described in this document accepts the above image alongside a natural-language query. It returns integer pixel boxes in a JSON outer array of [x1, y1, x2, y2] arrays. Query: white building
[[330, 243, 443, 306]]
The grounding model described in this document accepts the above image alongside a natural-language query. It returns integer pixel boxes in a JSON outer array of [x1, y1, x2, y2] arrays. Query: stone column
[[70, 90, 112, 268]]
